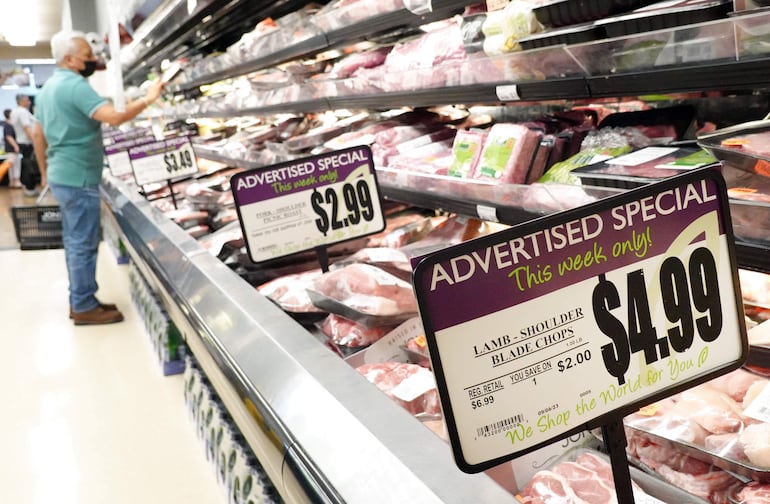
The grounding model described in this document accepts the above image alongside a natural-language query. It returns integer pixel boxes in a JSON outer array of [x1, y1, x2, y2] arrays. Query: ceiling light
[[6, 35, 37, 47], [15, 59, 55, 65]]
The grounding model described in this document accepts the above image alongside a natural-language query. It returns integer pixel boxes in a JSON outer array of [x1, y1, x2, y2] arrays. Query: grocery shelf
[[122, 0, 319, 85], [99, 175, 518, 504], [166, 0, 472, 93]]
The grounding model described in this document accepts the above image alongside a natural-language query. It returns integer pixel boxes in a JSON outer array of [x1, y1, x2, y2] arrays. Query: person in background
[[32, 29, 164, 325], [2, 109, 21, 188], [11, 94, 40, 196]]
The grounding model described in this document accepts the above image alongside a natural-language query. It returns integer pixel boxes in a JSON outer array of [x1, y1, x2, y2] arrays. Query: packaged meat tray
[[624, 427, 743, 502], [731, 481, 770, 503], [698, 120, 770, 177], [734, 8, 770, 59], [518, 447, 710, 503], [623, 367, 770, 483], [569, 15, 736, 74], [532, 0, 658, 28], [572, 146, 719, 189], [518, 22, 607, 50], [595, 0, 734, 38], [307, 263, 418, 326]]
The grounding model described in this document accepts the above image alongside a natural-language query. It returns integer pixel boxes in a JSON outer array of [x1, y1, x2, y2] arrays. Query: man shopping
[[11, 94, 40, 195]]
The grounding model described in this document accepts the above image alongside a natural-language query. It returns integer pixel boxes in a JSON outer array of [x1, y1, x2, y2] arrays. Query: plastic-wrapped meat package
[[624, 367, 770, 482], [320, 313, 396, 348], [735, 481, 770, 503], [312, 0, 404, 32], [448, 129, 487, 178], [526, 134, 554, 183], [378, 21, 467, 91], [337, 247, 411, 278], [473, 123, 543, 184], [355, 362, 440, 416], [323, 120, 400, 151], [378, 127, 457, 166], [519, 451, 666, 504], [624, 427, 741, 503], [385, 139, 455, 175], [366, 213, 436, 249], [310, 263, 418, 317], [480, 1, 542, 56], [739, 269, 770, 308], [325, 46, 391, 79], [257, 270, 324, 314], [185, 182, 226, 211]]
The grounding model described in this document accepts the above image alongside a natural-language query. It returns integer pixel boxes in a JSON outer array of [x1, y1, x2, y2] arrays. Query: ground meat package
[[355, 361, 440, 416], [623, 367, 770, 483], [308, 263, 418, 325], [472, 123, 543, 183]]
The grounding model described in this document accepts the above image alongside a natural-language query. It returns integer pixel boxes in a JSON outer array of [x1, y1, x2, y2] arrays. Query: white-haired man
[[32, 30, 164, 325]]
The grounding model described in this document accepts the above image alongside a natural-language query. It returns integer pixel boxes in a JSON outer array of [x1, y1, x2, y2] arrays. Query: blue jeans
[[50, 183, 102, 313]]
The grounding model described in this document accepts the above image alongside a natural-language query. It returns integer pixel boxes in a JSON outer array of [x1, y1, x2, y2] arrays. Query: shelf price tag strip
[[413, 169, 747, 480], [230, 146, 386, 266]]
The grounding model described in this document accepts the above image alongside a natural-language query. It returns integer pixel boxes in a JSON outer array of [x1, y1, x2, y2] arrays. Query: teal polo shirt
[[35, 68, 108, 186]]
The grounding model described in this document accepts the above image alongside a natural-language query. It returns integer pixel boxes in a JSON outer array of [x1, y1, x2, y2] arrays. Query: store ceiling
[[0, 0, 62, 60]]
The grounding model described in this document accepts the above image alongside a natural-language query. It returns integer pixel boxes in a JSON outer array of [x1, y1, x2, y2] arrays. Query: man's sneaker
[[69, 302, 118, 319], [22, 188, 39, 197], [71, 306, 124, 325]]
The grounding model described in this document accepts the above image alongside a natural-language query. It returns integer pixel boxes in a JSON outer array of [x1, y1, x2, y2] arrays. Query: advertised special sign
[[128, 136, 198, 186], [231, 146, 385, 263], [105, 136, 156, 177], [413, 169, 747, 473]]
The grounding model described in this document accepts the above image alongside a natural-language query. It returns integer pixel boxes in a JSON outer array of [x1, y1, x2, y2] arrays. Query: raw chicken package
[[473, 123, 543, 184], [624, 367, 770, 482], [308, 263, 418, 325], [355, 361, 441, 416]]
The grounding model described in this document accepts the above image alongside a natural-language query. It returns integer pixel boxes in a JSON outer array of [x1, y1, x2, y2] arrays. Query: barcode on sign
[[476, 414, 523, 438]]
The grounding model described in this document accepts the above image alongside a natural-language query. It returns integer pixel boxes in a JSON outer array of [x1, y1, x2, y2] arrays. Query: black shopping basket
[[11, 186, 63, 250]]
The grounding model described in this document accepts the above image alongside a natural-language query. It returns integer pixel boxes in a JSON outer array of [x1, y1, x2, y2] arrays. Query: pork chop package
[[518, 448, 704, 504], [308, 263, 418, 325], [623, 367, 770, 483], [733, 481, 770, 503], [355, 361, 441, 416], [473, 123, 543, 184]]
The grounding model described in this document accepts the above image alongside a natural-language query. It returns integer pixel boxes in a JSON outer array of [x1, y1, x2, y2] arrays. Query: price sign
[[128, 136, 198, 186], [413, 169, 747, 473], [231, 146, 385, 263], [104, 136, 157, 177]]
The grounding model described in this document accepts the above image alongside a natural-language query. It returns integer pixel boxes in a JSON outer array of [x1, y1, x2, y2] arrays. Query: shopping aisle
[[0, 244, 224, 503]]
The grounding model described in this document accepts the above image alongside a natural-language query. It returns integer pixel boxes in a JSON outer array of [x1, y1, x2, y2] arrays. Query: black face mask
[[79, 60, 97, 78]]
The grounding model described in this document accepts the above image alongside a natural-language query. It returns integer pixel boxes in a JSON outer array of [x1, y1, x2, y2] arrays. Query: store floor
[[0, 187, 224, 503]]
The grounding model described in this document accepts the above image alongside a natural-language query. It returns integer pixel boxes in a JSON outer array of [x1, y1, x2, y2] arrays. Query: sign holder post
[[602, 418, 634, 502]]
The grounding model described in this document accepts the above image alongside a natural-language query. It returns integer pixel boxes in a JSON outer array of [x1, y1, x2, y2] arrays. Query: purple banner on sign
[[416, 176, 726, 332], [104, 136, 156, 156], [231, 146, 373, 205], [128, 136, 190, 160]]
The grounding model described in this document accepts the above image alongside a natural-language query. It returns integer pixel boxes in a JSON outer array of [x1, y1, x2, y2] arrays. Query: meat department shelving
[[106, 1, 770, 503]]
